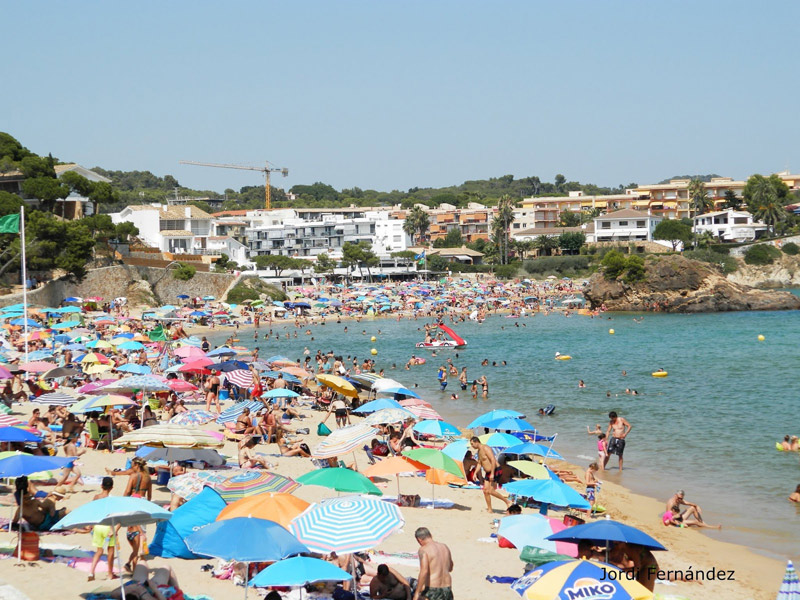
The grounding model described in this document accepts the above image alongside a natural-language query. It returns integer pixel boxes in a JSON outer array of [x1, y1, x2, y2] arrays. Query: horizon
[[3, 1, 798, 195]]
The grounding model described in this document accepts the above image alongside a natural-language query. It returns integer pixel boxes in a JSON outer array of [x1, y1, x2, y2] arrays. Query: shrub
[[623, 255, 646, 283], [782, 242, 799, 255], [494, 263, 520, 279], [683, 249, 738, 274], [172, 262, 196, 281], [600, 250, 627, 279], [744, 244, 781, 265], [523, 255, 592, 276], [226, 283, 260, 304]]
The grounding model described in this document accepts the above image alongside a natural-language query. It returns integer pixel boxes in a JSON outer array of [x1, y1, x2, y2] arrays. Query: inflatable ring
[[652, 371, 668, 378], [555, 355, 572, 361]]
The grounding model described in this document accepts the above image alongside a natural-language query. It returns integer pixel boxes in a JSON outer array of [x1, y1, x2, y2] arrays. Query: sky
[[3, 1, 799, 195]]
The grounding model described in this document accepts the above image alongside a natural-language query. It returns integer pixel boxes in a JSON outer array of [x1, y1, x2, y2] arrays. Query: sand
[[0, 396, 785, 600]]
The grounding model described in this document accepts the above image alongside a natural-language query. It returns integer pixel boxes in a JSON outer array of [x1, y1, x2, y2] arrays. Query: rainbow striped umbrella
[[778, 560, 800, 600], [289, 496, 404, 554], [312, 423, 378, 459], [214, 470, 299, 502]]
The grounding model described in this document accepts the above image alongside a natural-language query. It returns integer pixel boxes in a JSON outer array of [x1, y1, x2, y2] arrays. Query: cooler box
[[155, 469, 171, 485], [219, 390, 230, 401], [563, 514, 585, 527]]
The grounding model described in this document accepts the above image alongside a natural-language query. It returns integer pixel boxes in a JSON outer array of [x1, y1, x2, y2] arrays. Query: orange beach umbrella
[[216, 492, 309, 528]]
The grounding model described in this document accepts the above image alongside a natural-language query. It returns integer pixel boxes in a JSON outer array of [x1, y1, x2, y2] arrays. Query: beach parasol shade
[[216, 400, 264, 424], [413, 419, 460, 437], [116, 363, 151, 375], [53, 496, 172, 530], [261, 388, 301, 399], [169, 410, 217, 426], [316, 374, 359, 398], [503, 479, 591, 511], [353, 398, 403, 414], [0, 453, 76, 478], [167, 379, 198, 392], [0, 365, 12, 379], [103, 375, 171, 392], [69, 394, 137, 414], [777, 560, 800, 600], [363, 407, 417, 426], [168, 471, 232, 501], [312, 423, 379, 458], [510, 559, 652, 600], [114, 424, 223, 449], [0, 414, 24, 427], [478, 432, 522, 449], [502, 442, 564, 461], [482, 417, 537, 432], [402, 448, 463, 478], [498, 514, 578, 556], [0, 427, 42, 443], [19, 361, 55, 373], [217, 492, 310, 528], [289, 496, 404, 554], [279, 367, 312, 379], [404, 403, 442, 421], [375, 386, 421, 399], [507, 460, 550, 480], [225, 369, 253, 388], [546, 520, 666, 551], [215, 470, 300, 502], [296, 467, 382, 496], [41, 366, 81, 379], [136, 447, 224, 467], [441, 439, 471, 462], [250, 556, 351, 588], [30, 390, 82, 406], [186, 517, 308, 563], [174, 346, 206, 359]]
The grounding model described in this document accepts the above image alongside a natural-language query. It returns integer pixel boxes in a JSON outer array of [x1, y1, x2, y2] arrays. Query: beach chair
[[87, 421, 109, 448]]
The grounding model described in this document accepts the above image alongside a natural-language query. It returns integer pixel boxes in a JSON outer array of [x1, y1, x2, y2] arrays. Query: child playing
[[88, 477, 119, 581], [585, 462, 599, 512], [596, 433, 608, 470]]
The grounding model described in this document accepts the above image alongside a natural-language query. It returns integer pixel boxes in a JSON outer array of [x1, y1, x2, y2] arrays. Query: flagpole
[[20, 206, 28, 363]]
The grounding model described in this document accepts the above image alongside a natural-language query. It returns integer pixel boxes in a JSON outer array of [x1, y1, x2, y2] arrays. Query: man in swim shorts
[[604, 411, 632, 471], [413, 527, 453, 600]]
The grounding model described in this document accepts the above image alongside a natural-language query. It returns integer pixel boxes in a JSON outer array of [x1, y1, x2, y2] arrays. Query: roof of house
[[212, 210, 250, 217], [159, 230, 194, 237], [53, 163, 112, 183], [693, 209, 752, 219], [127, 205, 212, 219], [430, 246, 484, 258], [595, 208, 656, 219]]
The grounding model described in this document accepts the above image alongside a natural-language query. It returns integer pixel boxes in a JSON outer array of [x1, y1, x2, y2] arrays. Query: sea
[[209, 303, 800, 561]]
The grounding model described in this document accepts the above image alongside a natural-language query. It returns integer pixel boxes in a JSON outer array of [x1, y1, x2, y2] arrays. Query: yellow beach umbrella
[[316, 374, 359, 398], [507, 460, 550, 480]]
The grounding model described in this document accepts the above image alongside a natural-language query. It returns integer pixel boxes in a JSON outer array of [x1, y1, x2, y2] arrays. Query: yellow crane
[[179, 160, 289, 210]]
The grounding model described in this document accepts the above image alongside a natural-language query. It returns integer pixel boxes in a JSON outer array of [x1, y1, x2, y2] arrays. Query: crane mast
[[179, 160, 289, 210]]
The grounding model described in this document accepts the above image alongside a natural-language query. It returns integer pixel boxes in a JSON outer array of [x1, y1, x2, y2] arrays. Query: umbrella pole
[[15, 493, 22, 564], [396, 474, 400, 497], [114, 518, 127, 600], [244, 562, 249, 600]]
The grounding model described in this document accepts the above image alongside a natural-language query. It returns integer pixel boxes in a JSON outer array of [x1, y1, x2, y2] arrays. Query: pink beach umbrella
[[19, 361, 56, 373], [168, 380, 199, 392], [175, 346, 207, 359]]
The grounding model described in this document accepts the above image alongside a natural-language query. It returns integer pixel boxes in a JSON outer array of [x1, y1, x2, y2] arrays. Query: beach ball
[[371, 348, 378, 355], [609, 329, 615, 335], [758, 334, 765, 341], [371, 336, 376, 342]]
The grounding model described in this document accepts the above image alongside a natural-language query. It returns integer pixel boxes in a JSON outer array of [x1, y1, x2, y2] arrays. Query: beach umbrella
[[167, 471, 232, 501], [217, 493, 309, 528], [176, 294, 190, 299], [167, 379, 198, 392], [10, 318, 41, 328], [371, 378, 405, 392], [279, 367, 313, 379], [179, 358, 214, 372], [103, 375, 171, 392], [18, 361, 54, 373], [86, 340, 114, 350], [30, 390, 82, 406], [80, 352, 111, 364], [0, 427, 42, 442], [503, 442, 565, 461], [316, 374, 359, 398], [363, 407, 417, 426], [214, 360, 249, 372], [169, 410, 217, 426], [498, 514, 578, 556], [174, 346, 206, 359], [262, 388, 301, 400], [207, 347, 236, 357], [117, 341, 145, 351], [482, 417, 537, 432], [69, 394, 136, 414], [442, 439, 471, 462], [225, 369, 253, 388], [289, 495, 404, 554], [215, 470, 299, 502], [41, 366, 81, 379], [136, 446, 224, 467], [363, 455, 428, 496], [114, 424, 223, 449], [507, 460, 550, 480], [115, 363, 151, 374], [250, 556, 351, 588], [401, 448, 462, 478], [0, 453, 76, 477], [76, 378, 118, 394], [404, 403, 443, 421], [0, 365, 12, 379], [353, 398, 403, 414], [503, 479, 591, 513], [510, 559, 652, 600], [413, 419, 460, 437], [216, 400, 264, 424], [472, 410, 527, 428], [479, 432, 522, 449], [777, 560, 800, 600], [186, 517, 308, 599], [312, 423, 379, 459], [546, 520, 666, 551], [375, 385, 421, 399], [297, 467, 382, 496]]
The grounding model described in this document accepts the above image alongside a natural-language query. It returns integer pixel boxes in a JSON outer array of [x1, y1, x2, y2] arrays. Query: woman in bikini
[[123, 458, 152, 573]]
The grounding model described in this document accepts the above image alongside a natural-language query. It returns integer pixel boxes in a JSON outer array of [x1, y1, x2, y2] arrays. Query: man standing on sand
[[470, 437, 511, 513], [604, 411, 631, 471], [413, 527, 453, 600]]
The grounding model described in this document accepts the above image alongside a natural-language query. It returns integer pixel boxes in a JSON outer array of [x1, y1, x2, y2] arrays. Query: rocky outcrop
[[727, 255, 800, 288], [583, 254, 800, 312]]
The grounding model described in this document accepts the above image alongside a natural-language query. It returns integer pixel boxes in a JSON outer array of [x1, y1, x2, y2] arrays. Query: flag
[[414, 250, 425, 262], [0, 214, 20, 234]]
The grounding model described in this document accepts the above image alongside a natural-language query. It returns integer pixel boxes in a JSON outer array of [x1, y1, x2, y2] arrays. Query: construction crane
[[179, 160, 289, 210]]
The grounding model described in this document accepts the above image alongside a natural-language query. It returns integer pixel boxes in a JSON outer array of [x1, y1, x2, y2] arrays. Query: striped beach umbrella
[[167, 470, 231, 501], [312, 423, 378, 459], [289, 496, 404, 554], [115, 424, 223, 449], [169, 410, 217, 426], [216, 400, 264, 424], [778, 560, 800, 600], [214, 470, 299, 502], [404, 403, 442, 421], [363, 408, 417, 426], [226, 369, 254, 388], [31, 390, 82, 406], [0, 415, 24, 427]]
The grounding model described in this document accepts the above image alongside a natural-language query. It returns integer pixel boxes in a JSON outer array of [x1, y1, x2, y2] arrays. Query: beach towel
[[486, 576, 518, 584], [381, 496, 455, 509]]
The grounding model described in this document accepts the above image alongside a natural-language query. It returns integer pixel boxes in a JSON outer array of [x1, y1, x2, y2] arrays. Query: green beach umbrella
[[402, 448, 462, 478], [296, 468, 382, 496]]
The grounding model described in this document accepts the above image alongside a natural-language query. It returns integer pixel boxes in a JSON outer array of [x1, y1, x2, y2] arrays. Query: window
[[636, 221, 645, 228], [601, 222, 611, 229], [618, 221, 628, 227]]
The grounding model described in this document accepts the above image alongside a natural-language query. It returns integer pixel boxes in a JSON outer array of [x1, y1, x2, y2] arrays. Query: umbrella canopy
[[354, 398, 403, 414], [289, 496, 404, 554], [215, 470, 300, 502], [363, 455, 427, 478], [363, 407, 417, 426], [498, 514, 577, 556], [70, 394, 136, 414], [116, 363, 151, 374], [19, 361, 55, 373], [316, 374, 359, 398], [30, 390, 82, 406], [216, 400, 264, 424], [402, 448, 463, 478], [482, 417, 537, 432], [503, 442, 565, 461], [312, 423, 379, 458], [103, 375, 171, 392], [778, 560, 800, 600], [375, 386, 421, 399], [167, 471, 232, 501], [167, 379, 199, 392], [185, 517, 308, 563], [53, 496, 171, 530], [250, 556, 351, 588], [115, 424, 223, 449], [511, 559, 652, 600], [479, 432, 522, 449], [169, 410, 217, 426], [503, 479, 591, 510], [441, 439, 471, 462], [546, 520, 667, 551], [217, 493, 309, 528], [413, 419, 460, 437], [296, 468, 382, 496], [467, 409, 526, 429], [41, 366, 81, 379], [0, 453, 75, 477], [262, 388, 301, 399], [136, 447, 225, 467], [507, 460, 550, 480], [0, 427, 42, 443]]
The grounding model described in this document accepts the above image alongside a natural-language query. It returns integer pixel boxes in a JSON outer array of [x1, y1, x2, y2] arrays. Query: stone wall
[[0, 265, 239, 308]]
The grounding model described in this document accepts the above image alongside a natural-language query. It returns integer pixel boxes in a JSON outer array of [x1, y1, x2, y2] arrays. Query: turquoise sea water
[[211, 306, 800, 560]]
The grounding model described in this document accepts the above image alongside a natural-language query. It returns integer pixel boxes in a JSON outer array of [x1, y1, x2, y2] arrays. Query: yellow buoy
[[371, 348, 378, 355], [371, 336, 376, 342], [609, 329, 615, 335], [758, 334, 765, 341]]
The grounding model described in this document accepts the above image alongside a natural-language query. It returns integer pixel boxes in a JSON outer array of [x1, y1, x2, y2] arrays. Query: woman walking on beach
[[123, 458, 152, 573]]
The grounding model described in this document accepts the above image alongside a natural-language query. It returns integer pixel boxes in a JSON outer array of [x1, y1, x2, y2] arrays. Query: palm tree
[[534, 235, 558, 257], [403, 206, 429, 246], [492, 195, 516, 265], [688, 179, 711, 248]]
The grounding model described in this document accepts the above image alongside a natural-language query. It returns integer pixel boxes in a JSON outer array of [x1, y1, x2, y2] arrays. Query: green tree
[[653, 219, 692, 251], [744, 244, 781, 265], [558, 231, 586, 254], [21, 176, 70, 213], [433, 228, 464, 248], [623, 255, 646, 283], [0, 191, 24, 216], [254, 254, 298, 277], [214, 253, 239, 272], [554, 174, 566, 192], [558, 210, 581, 227], [744, 174, 789, 235], [341, 240, 379, 280], [114, 221, 139, 242], [722, 189, 743, 210], [601, 249, 627, 279], [533, 235, 558, 257], [427, 254, 449, 272], [403, 206, 430, 245], [688, 178, 712, 215], [314, 252, 337, 274], [782, 242, 799, 256], [512, 239, 534, 260], [492, 194, 515, 264]]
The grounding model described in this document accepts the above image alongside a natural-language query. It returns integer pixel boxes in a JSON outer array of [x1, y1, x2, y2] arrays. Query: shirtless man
[[666, 489, 704, 522], [470, 437, 511, 513], [413, 527, 453, 600], [604, 411, 632, 471], [370, 563, 412, 600]]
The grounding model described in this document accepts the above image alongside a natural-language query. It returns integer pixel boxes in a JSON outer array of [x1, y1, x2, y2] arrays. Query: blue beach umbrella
[[214, 360, 249, 372], [11, 318, 41, 328], [59, 306, 82, 313], [262, 388, 301, 399], [483, 417, 537, 432], [54, 496, 171, 530], [207, 347, 236, 357], [117, 341, 145, 351], [503, 442, 564, 461], [216, 400, 264, 424], [467, 409, 525, 428], [503, 479, 591, 512], [479, 432, 522, 448], [442, 439, 471, 461], [63, 297, 82, 303], [413, 419, 460, 437], [50, 320, 81, 330], [250, 556, 351, 588], [0, 428, 42, 443], [546, 519, 666, 551], [354, 397, 403, 414], [176, 294, 190, 299], [0, 453, 76, 478], [375, 385, 421, 399], [116, 363, 151, 375]]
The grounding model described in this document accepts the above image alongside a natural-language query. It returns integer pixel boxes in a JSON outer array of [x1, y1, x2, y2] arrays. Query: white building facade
[[111, 204, 213, 253], [593, 209, 662, 242], [693, 209, 767, 242]]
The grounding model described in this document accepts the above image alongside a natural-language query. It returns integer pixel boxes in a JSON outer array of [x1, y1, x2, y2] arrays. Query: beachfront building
[[515, 191, 641, 230], [111, 204, 213, 254], [693, 209, 767, 242], [593, 209, 662, 243], [512, 224, 595, 244], [410, 203, 495, 244]]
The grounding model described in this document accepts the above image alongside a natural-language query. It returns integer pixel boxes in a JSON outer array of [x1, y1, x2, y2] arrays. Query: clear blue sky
[[4, 1, 798, 194]]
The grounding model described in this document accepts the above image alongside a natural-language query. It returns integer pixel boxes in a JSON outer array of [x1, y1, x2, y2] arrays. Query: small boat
[[416, 324, 467, 348]]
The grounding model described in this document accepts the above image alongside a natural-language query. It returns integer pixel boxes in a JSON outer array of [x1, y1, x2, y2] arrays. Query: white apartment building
[[111, 204, 213, 253], [593, 209, 662, 242], [693, 209, 767, 242]]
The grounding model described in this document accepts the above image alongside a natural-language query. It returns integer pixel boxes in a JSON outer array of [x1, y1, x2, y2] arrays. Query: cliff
[[727, 254, 800, 288], [583, 254, 800, 312]]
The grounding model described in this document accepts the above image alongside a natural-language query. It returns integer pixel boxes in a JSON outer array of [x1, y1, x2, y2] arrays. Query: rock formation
[[583, 254, 800, 312]]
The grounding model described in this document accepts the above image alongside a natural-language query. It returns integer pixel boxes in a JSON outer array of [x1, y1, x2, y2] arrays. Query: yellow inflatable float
[[555, 354, 572, 361], [651, 371, 668, 378]]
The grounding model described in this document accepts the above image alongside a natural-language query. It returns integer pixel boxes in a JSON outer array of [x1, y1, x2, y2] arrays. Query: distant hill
[[658, 174, 721, 184]]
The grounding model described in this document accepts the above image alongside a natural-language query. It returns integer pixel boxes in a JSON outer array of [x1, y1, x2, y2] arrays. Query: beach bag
[[317, 422, 332, 436]]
